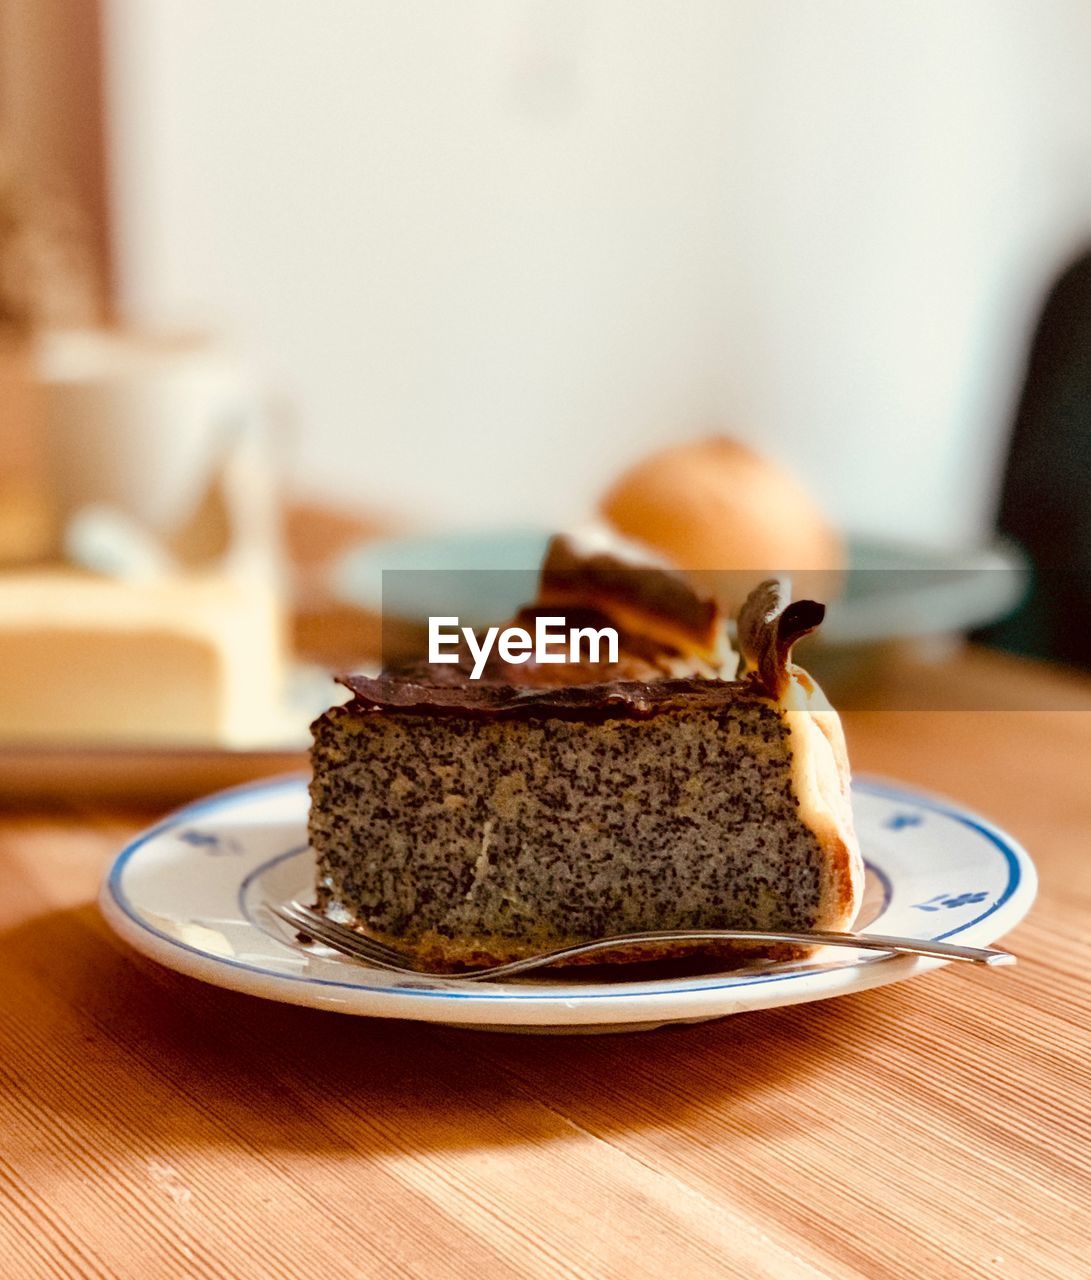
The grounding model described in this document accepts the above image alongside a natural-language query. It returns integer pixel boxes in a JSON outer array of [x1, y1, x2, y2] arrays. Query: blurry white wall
[[104, 0, 1091, 547]]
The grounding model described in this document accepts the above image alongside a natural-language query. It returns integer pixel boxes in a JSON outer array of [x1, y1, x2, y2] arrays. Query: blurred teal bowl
[[333, 527, 1027, 646]]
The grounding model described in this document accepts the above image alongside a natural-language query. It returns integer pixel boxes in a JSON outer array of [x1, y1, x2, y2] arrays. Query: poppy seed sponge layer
[[308, 675, 862, 970]]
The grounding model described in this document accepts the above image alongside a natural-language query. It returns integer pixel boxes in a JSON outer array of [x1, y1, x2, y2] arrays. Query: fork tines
[[272, 900, 417, 973]]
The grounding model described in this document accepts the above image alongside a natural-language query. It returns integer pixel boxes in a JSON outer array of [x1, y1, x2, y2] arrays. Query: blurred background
[[2, 0, 1090, 786]]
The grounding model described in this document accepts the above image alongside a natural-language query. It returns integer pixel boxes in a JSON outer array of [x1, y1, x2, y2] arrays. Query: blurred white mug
[[36, 329, 278, 573]]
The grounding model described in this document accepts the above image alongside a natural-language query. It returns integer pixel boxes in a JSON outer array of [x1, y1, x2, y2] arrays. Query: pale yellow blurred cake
[[0, 570, 287, 747]]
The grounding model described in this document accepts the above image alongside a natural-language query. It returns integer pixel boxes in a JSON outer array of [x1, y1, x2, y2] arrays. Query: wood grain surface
[[1, 648, 1089, 1279]]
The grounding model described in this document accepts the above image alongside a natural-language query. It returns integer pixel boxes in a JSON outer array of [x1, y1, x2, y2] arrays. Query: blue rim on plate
[[100, 774, 1032, 1011]]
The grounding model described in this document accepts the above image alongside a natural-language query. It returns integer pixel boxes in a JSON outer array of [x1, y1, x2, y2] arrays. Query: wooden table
[[2, 649, 1089, 1279]]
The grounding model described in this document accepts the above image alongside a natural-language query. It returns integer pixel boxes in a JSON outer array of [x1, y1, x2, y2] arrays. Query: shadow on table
[[1, 902, 910, 1157]]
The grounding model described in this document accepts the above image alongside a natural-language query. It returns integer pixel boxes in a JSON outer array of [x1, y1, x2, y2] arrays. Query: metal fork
[[270, 899, 1014, 981]]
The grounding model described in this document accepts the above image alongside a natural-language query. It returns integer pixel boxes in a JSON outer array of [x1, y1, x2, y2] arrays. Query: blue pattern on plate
[[177, 828, 243, 856], [884, 813, 923, 831], [912, 891, 990, 912]]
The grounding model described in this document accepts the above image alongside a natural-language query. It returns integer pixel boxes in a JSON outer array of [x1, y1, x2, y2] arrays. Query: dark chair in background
[[980, 248, 1091, 672]]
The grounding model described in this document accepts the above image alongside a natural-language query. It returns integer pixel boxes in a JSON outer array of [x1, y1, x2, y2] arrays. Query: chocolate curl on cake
[[736, 580, 825, 700]]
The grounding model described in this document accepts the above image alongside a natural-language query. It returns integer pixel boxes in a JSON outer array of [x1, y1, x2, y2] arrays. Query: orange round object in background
[[599, 436, 845, 610]]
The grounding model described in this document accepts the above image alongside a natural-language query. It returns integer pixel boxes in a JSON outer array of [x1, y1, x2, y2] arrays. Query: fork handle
[[276, 900, 1013, 980], [457, 928, 1015, 980]]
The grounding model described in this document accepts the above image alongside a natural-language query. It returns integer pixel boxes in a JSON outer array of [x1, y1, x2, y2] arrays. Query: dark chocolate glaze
[[333, 672, 765, 721]]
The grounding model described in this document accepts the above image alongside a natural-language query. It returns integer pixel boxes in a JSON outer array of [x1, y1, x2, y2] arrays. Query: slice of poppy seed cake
[[307, 580, 862, 971]]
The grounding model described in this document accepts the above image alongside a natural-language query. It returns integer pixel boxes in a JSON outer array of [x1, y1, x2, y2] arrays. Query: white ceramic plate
[[100, 775, 1035, 1034]]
